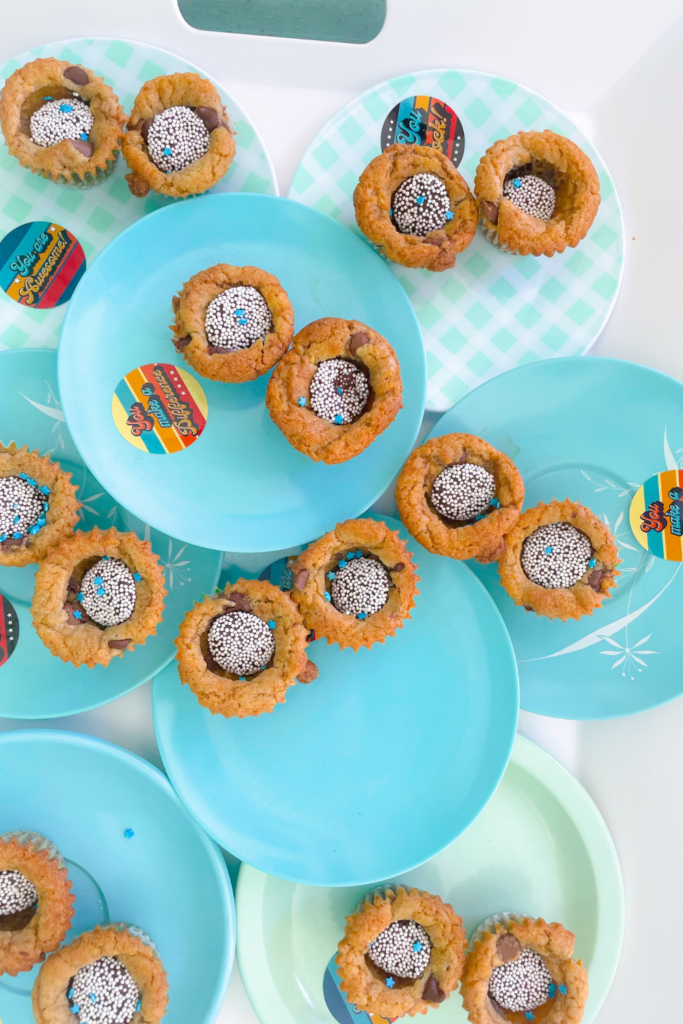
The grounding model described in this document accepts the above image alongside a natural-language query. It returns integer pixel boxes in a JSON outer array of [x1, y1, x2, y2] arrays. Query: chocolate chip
[[481, 200, 499, 224], [63, 65, 89, 86], [220, 121, 230, 131], [424, 236, 443, 245], [126, 172, 150, 197], [195, 106, 219, 131], [63, 601, 89, 625], [422, 976, 446, 1003], [207, 344, 227, 355], [587, 568, 603, 592], [349, 332, 370, 356], [173, 335, 191, 351], [496, 932, 521, 962], [524, 605, 533, 612], [225, 592, 251, 612], [1, 536, 28, 551], [70, 139, 93, 158], [457, 450, 468, 464], [294, 569, 308, 590], [488, 996, 507, 1018], [138, 117, 153, 143], [0, 902, 37, 932], [107, 639, 131, 649], [296, 660, 319, 684], [391, 563, 404, 572]]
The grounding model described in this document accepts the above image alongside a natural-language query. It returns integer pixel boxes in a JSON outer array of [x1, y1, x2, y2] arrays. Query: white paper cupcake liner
[[1, 829, 65, 868], [468, 910, 530, 951]]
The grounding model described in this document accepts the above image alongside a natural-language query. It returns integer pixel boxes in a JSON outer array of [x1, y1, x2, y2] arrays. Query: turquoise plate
[[58, 194, 426, 553], [427, 357, 683, 719], [0, 729, 234, 1024], [153, 515, 518, 887], [236, 735, 623, 1024], [0, 350, 222, 719]]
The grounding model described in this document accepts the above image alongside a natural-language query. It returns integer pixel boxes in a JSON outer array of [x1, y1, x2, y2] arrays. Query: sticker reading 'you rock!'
[[0, 221, 86, 308], [112, 363, 208, 454], [381, 96, 465, 167], [630, 469, 683, 561]]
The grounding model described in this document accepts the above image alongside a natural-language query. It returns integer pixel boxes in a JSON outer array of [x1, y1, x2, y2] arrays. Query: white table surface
[[2, 2, 683, 1021]]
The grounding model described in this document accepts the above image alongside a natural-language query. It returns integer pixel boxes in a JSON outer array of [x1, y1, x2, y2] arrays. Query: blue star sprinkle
[[93, 576, 103, 585], [413, 942, 423, 952], [12, 532, 22, 539], [44, 95, 52, 101], [338, 560, 348, 569], [559, 985, 567, 995], [297, 397, 307, 407], [548, 984, 557, 998], [513, 177, 522, 188], [44, 502, 49, 511], [234, 309, 245, 316], [389, 208, 393, 216], [237, 318, 249, 325], [137, 1000, 142, 1012], [525, 1014, 534, 1021], [80, 132, 88, 141], [163, 146, 172, 155], [13, 516, 19, 524], [37, 517, 46, 527], [268, 619, 276, 629], [491, 497, 500, 508], [357, 612, 367, 620], [355, 551, 362, 558], [474, 514, 487, 522], [327, 571, 336, 580], [60, 103, 73, 113], [545, 546, 553, 555], [333, 414, 344, 424], [78, 592, 84, 602], [72, 1004, 80, 1013], [445, 210, 454, 220], [385, 977, 395, 989], [89, 992, 97, 1003], [133, 572, 142, 581], [346, 552, 355, 558], [73, 609, 82, 619], [336, 386, 343, 394], [124, 828, 134, 839], [324, 591, 331, 601], [101, 555, 109, 560], [40, 485, 50, 495], [29, 525, 40, 535], [415, 195, 425, 205], [588, 558, 597, 567]]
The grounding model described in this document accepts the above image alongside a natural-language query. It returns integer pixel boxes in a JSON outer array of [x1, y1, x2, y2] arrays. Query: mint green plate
[[0, 37, 277, 354], [236, 735, 623, 1024]]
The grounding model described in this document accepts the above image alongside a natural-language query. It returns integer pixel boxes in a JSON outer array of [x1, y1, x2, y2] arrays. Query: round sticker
[[0, 593, 19, 668], [629, 469, 683, 560], [323, 950, 397, 1023], [0, 221, 86, 308], [112, 363, 208, 454], [381, 96, 464, 167]]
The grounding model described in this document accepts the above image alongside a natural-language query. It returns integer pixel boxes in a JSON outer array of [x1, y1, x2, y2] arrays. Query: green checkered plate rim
[[289, 68, 624, 412], [0, 37, 277, 353]]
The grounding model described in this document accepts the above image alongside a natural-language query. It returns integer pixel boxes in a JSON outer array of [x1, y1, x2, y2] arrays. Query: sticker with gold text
[[381, 95, 464, 166], [112, 363, 208, 454], [0, 221, 85, 308], [629, 470, 683, 560]]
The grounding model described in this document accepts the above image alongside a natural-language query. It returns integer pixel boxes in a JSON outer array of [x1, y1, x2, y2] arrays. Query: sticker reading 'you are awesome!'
[[630, 469, 683, 560], [0, 221, 86, 308], [112, 363, 208, 454]]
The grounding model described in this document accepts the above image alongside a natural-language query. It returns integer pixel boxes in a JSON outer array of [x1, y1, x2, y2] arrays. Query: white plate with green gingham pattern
[[289, 69, 624, 412], [0, 37, 277, 353]]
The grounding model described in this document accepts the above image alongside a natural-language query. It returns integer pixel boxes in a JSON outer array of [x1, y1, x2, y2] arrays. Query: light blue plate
[[58, 194, 426, 553], [427, 357, 683, 719], [0, 729, 234, 1024], [0, 350, 222, 719], [152, 515, 518, 887]]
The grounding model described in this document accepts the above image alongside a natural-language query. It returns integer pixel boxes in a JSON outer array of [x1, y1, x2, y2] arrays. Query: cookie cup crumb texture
[[122, 72, 235, 198], [0, 442, 81, 567], [0, 57, 125, 186], [266, 318, 403, 464], [498, 499, 619, 621], [171, 263, 294, 382], [460, 916, 589, 1024], [395, 434, 524, 562], [290, 518, 418, 650], [175, 577, 313, 719], [475, 130, 600, 257], [354, 143, 478, 270], [0, 832, 74, 977], [32, 924, 168, 1024], [336, 885, 467, 1018], [31, 527, 166, 668]]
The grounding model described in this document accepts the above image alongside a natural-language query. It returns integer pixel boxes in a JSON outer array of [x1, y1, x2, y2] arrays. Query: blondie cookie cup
[[461, 914, 588, 1024], [171, 263, 294, 383], [288, 518, 418, 650], [336, 885, 467, 1018], [354, 143, 478, 270], [266, 318, 402, 464], [175, 578, 317, 719], [0, 57, 125, 186], [396, 434, 524, 563], [475, 131, 600, 257], [31, 527, 166, 668], [32, 923, 168, 1024], [123, 72, 235, 198], [498, 499, 619, 621], [0, 831, 74, 977], [0, 442, 80, 567]]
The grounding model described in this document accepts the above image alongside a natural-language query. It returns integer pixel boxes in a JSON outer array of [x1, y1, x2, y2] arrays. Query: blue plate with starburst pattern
[[427, 356, 683, 719], [0, 350, 222, 719]]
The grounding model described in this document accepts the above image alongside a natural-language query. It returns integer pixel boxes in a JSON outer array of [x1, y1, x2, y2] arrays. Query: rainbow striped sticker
[[0, 221, 85, 308], [112, 363, 208, 455], [381, 95, 464, 167], [629, 470, 683, 561], [0, 593, 19, 668]]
